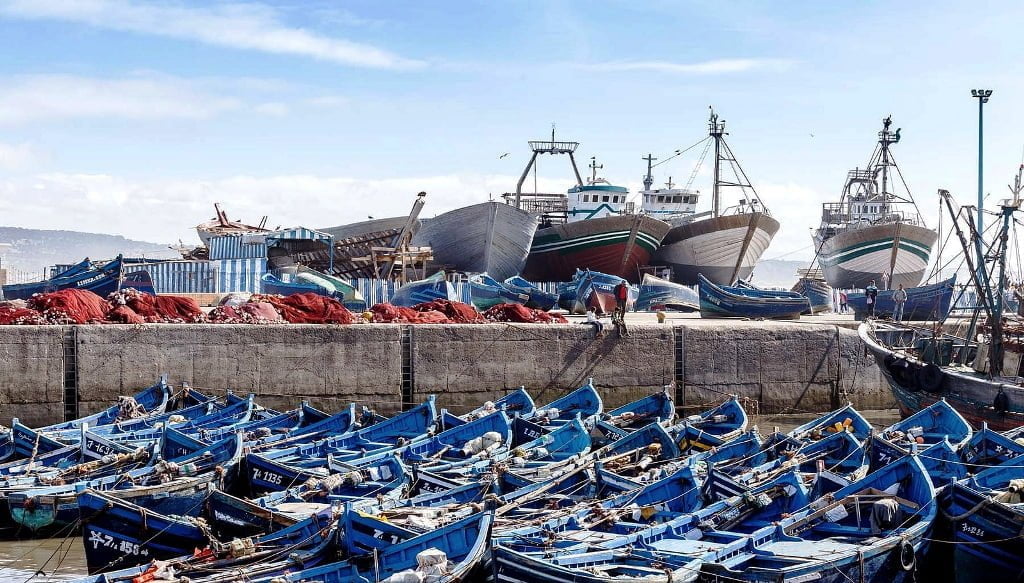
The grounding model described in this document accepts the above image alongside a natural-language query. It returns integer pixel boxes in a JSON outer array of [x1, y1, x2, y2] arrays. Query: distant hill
[[0, 227, 178, 281]]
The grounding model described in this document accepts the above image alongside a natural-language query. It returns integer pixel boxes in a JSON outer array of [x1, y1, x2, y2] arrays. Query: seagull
[[809, 133, 815, 138], [499, 152, 510, 159]]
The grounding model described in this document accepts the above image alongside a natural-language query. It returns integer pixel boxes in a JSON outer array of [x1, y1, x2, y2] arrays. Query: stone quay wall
[[0, 321, 891, 426]]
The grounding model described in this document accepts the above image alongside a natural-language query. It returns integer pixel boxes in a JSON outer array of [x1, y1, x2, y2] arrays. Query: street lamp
[[972, 89, 992, 281]]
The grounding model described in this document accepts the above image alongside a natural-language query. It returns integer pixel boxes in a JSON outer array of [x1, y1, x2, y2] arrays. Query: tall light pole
[[972, 88, 992, 281]]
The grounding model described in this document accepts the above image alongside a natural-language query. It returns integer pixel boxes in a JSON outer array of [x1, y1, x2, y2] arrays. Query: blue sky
[[0, 0, 1022, 261]]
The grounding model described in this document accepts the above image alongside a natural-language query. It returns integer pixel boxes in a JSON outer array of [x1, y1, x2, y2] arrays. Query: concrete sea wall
[[0, 321, 891, 426]]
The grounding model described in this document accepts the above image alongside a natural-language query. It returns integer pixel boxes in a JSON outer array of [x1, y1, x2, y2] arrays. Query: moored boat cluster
[[1, 378, 1019, 582]]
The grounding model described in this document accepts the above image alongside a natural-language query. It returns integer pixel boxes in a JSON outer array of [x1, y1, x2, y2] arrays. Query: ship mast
[[709, 109, 725, 218], [642, 154, 656, 191]]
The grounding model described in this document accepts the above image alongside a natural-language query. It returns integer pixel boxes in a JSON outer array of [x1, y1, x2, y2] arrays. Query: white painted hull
[[654, 212, 779, 285], [814, 223, 937, 289]]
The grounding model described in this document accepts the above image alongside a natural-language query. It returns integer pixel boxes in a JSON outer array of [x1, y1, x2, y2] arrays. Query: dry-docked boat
[[647, 109, 779, 285], [411, 201, 538, 281], [518, 152, 671, 283], [813, 116, 937, 289], [195, 203, 270, 246]]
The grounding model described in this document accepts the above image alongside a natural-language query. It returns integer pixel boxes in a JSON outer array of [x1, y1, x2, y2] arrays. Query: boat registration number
[[252, 468, 284, 486], [87, 528, 150, 557]]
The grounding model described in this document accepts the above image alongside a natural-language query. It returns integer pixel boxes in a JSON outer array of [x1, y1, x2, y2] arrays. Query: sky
[[0, 0, 1022, 261]]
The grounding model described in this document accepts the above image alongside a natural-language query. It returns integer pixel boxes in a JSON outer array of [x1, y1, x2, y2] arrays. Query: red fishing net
[[0, 303, 45, 325], [255, 293, 356, 324], [483, 303, 569, 323], [28, 289, 109, 324], [413, 300, 485, 323]]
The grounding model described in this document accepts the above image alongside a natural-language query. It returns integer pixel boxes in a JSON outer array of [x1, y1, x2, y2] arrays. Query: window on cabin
[[657, 195, 665, 203], [673, 196, 681, 203], [602, 195, 609, 202]]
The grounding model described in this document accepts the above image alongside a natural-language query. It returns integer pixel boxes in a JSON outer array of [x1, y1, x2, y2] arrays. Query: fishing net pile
[[482, 303, 568, 324], [0, 289, 568, 325], [369, 300, 484, 324]]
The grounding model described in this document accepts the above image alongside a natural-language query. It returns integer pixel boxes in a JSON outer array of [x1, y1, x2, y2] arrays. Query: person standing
[[893, 284, 908, 323], [613, 280, 630, 336], [839, 291, 848, 314], [865, 280, 879, 318]]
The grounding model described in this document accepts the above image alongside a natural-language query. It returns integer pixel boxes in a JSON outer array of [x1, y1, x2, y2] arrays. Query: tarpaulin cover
[[483, 303, 569, 324]]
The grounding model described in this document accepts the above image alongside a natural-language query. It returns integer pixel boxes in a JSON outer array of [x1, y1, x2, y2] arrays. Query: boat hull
[[860, 323, 1024, 430], [698, 274, 809, 320], [791, 278, 832, 313], [523, 215, 670, 283], [815, 222, 938, 289], [412, 202, 538, 281], [654, 212, 779, 285], [635, 273, 698, 312], [948, 481, 1024, 583], [847, 277, 954, 321]]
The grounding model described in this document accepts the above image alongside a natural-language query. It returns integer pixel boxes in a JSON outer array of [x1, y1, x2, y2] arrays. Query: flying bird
[[499, 152, 511, 159]]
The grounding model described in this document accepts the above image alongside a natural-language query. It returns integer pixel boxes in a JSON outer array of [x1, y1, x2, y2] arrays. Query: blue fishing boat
[[634, 272, 699, 312], [261, 265, 366, 311], [252, 510, 494, 583], [467, 273, 529, 310], [698, 273, 810, 319], [7, 431, 243, 534], [1, 255, 155, 300], [504, 275, 558, 310], [946, 458, 1024, 583], [572, 268, 632, 315], [73, 497, 339, 580], [37, 376, 172, 433], [526, 380, 604, 427], [556, 280, 577, 311], [703, 453, 936, 583], [594, 389, 675, 437], [389, 270, 458, 307], [458, 387, 536, 422], [868, 399, 972, 475], [494, 467, 811, 583], [244, 397, 437, 494], [792, 276, 833, 313], [668, 395, 749, 442], [847, 276, 955, 321], [786, 403, 874, 442]]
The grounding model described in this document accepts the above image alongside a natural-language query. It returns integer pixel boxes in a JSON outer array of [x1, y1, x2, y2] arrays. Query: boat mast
[[710, 108, 724, 218], [642, 154, 656, 191], [589, 156, 603, 184]]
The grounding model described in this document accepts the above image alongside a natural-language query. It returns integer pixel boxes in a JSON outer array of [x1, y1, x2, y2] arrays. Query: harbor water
[[0, 409, 903, 581]]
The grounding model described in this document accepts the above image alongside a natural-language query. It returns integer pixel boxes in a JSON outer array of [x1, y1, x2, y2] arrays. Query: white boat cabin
[[566, 180, 631, 223], [639, 183, 699, 220]]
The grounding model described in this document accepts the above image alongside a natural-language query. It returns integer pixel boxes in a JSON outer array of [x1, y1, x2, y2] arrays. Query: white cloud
[[252, 102, 289, 116], [0, 172, 566, 245], [0, 74, 243, 124], [756, 181, 828, 261], [0, 0, 423, 70], [582, 58, 793, 74], [0, 141, 46, 170]]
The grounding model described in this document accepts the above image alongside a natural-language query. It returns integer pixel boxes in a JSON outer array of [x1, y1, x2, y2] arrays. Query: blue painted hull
[[848, 276, 955, 321], [635, 273, 698, 312], [698, 274, 810, 319], [2, 255, 154, 300], [390, 272, 458, 307], [504, 275, 557, 310]]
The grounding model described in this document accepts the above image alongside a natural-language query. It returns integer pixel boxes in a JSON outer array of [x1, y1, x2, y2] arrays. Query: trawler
[[646, 109, 779, 285], [514, 132, 670, 283], [813, 116, 937, 289]]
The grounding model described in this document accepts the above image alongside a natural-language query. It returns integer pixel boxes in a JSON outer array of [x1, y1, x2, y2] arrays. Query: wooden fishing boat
[[2, 255, 155, 300], [504, 275, 558, 310], [249, 510, 494, 583], [569, 268, 632, 315], [467, 273, 529, 310], [525, 380, 604, 428], [389, 270, 458, 307], [634, 273, 698, 312], [698, 274, 810, 319], [594, 389, 675, 437], [667, 396, 749, 442], [868, 399, 972, 476], [261, 265, 366, 311], [946, 459, 1024, 583], [791, 276, 833, 313], [847, 276, 955, 321], [703, 453, 936, 583]]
